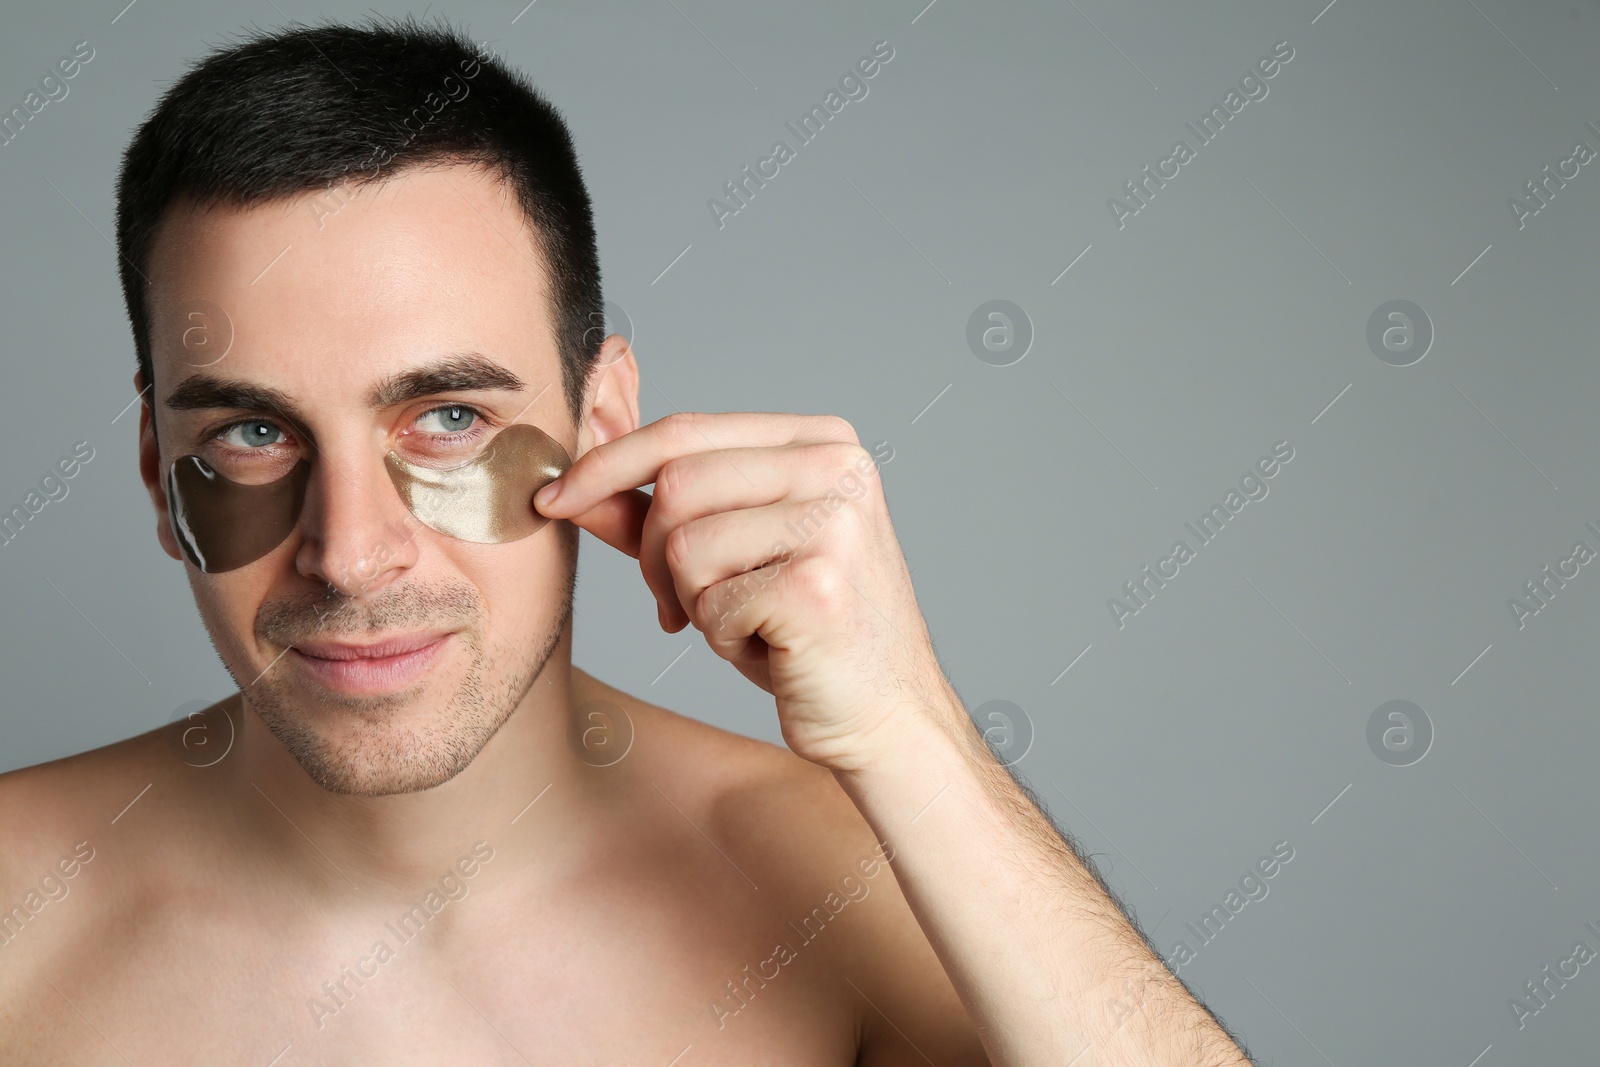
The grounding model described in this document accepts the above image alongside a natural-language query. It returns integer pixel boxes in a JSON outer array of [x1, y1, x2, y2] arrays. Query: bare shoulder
[[0, 725, 176, 869], [0, 722, 184, 1030], [582, 671, 990, 1065], [577, 668, 883, 880], [0, 718, 203, 910]]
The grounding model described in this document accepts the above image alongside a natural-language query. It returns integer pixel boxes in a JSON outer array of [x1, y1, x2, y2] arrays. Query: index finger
[[532, 411, 855, 517]]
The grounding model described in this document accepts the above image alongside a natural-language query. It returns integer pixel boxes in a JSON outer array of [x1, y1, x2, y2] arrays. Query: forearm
[[833, 687, 1253, 1067]]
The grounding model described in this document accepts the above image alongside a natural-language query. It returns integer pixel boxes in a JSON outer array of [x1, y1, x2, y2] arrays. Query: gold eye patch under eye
[[383, 423, 571, 543], [167, 457, 312, 573], [166, 424, 572, 574]]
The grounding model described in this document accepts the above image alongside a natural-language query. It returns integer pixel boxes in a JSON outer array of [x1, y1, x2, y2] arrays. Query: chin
[[264, 699, 488, 798], [234, 631, 464, 797], [292, 735, 484, 797], [260, 656, 499, 795], [229, 551, 577, 795], [244, 600, 569, 795]]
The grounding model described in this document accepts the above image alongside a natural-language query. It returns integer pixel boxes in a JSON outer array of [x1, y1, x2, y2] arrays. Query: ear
[[135, 368, 184, 562], [577, 333, 640, 455]]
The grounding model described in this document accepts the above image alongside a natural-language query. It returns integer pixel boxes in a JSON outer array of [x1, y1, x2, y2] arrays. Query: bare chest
[[5, 880, 862, 1065]]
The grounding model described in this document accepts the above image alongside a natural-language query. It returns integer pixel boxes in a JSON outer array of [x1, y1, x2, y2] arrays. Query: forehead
[[144, 162, 556, 403]]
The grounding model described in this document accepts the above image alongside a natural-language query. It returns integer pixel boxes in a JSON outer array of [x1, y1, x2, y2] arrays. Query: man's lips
[[286, 631, 453, 694], [294, 632, 450, 660]]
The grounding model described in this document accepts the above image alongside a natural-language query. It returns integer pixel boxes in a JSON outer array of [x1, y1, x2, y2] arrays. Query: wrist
[[828, 685, 980, 780]]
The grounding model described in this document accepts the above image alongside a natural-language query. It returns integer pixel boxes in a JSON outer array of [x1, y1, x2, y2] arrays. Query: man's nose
[[294, 445, 420, 597]]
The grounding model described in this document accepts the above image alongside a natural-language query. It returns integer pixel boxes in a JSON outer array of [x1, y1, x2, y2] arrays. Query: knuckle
[[823, 497, 865, 538], [662, 521, 696, 571], [652, 457, 698, 522], [702, 588, 743, 636], [788, 497, 835, 543], [786, 553, 848, 609], [654, 456, 687, 502], [822, 440, 870, 472], [708, 571, 763, 634], [662, 410, 703, 444], [817, 414, 859, 444]]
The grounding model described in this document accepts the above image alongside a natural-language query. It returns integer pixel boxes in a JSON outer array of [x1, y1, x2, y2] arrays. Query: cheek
[[185, 567, 276, 671], [446, 521, 577, 633]]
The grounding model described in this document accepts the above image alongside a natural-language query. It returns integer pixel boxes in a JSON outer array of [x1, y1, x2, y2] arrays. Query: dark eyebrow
[[161, 353, 527, 418], [367, 353, 526, 410], [164, 375, 304, 421]]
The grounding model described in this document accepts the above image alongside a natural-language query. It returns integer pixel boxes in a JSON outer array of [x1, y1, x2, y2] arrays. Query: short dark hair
[[114, 15, 604, 428]]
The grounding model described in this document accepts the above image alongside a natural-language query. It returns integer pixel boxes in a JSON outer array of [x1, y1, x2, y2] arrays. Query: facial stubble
[[237, 520, 578, 796]]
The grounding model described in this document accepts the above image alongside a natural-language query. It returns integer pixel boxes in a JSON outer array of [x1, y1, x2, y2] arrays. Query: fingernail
[[535, 478, 562, 506]]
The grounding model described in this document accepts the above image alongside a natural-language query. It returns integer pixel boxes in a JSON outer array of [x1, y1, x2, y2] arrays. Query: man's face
[[138, 162, 604, 796]]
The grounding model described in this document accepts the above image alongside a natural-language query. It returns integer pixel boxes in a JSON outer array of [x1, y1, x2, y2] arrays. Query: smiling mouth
[[286, 631, 453, 695]]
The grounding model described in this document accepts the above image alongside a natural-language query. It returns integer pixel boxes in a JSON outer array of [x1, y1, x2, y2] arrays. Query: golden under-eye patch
[[383, 423, 571, 543], [167, 457, 312, 573], [165, 424, 572, 573]]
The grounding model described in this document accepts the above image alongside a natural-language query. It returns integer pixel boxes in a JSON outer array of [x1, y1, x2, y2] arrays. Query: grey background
[[2, 0, 1596, 1061]]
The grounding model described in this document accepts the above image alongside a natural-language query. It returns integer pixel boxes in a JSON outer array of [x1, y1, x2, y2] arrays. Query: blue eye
[[218, 420, 283, 448], [417, 405, 478, 434]]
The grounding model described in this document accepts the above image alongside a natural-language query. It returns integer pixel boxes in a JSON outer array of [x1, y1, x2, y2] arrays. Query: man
[[0, 18, 1256, 1065]]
